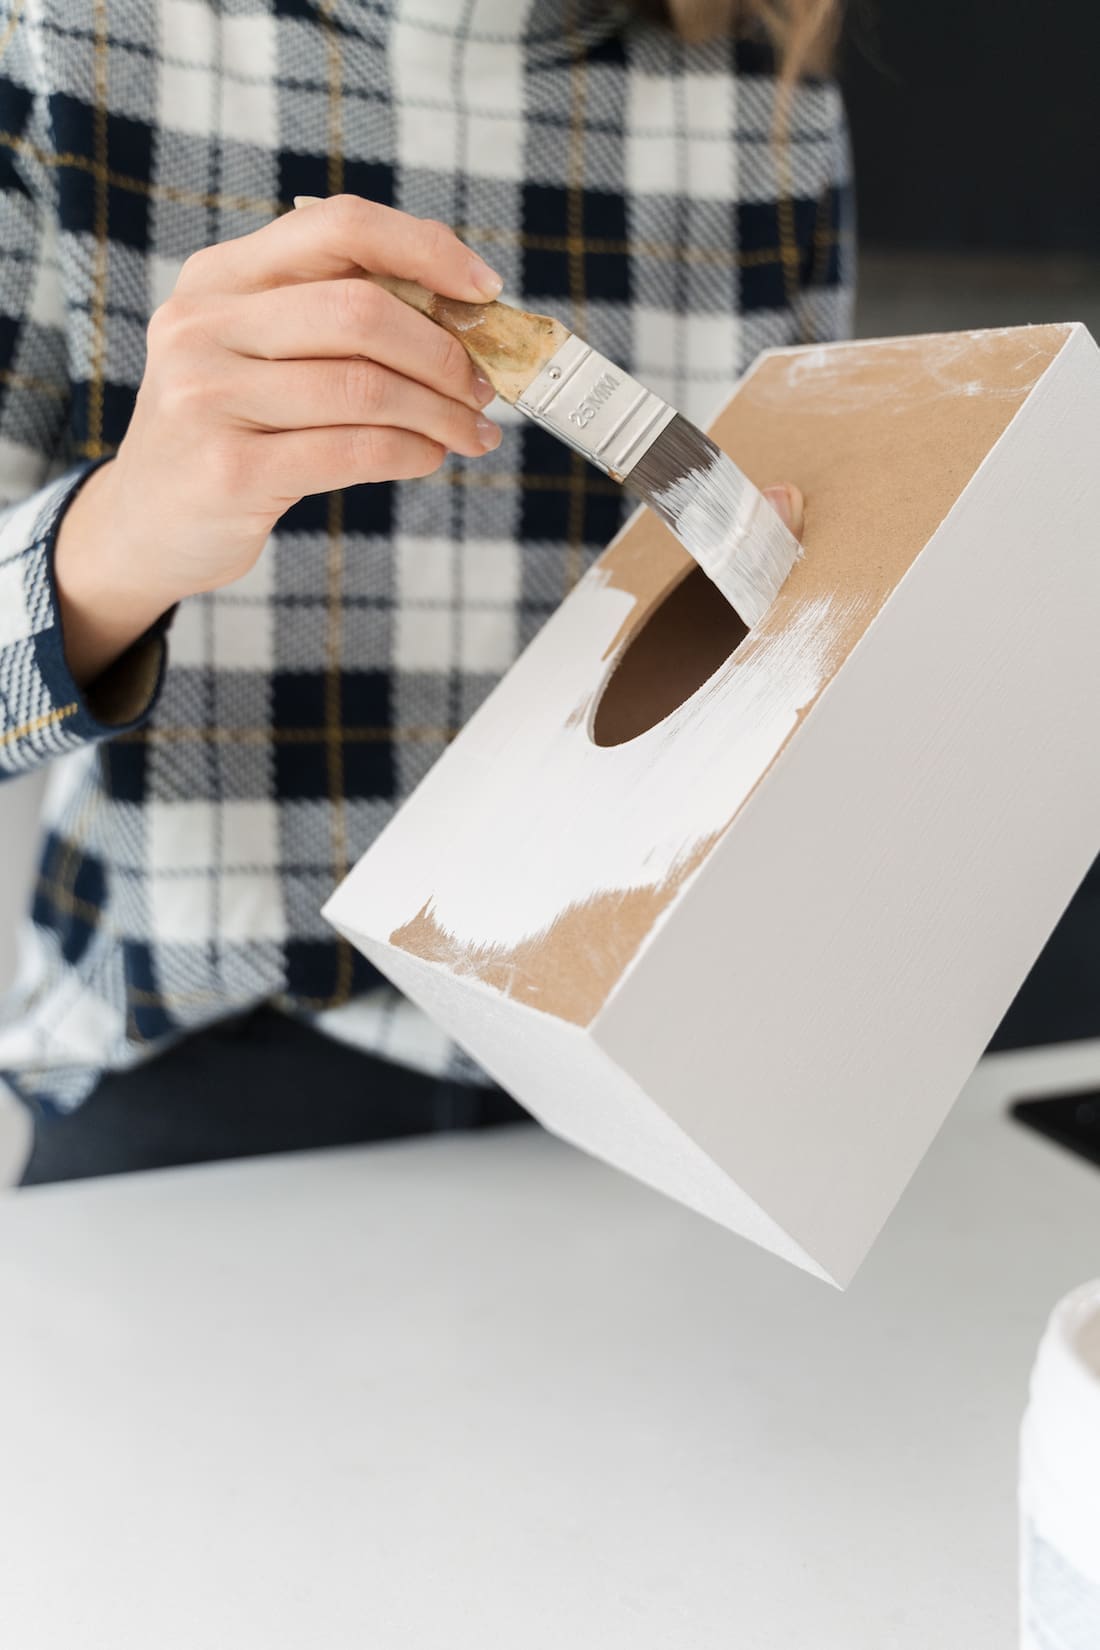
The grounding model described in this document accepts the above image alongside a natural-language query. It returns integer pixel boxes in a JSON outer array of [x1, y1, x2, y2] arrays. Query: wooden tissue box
[[324, 324, 1100, 1287]]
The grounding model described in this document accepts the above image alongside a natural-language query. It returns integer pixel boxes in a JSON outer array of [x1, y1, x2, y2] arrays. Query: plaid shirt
[[0, 0, 853, 1113]]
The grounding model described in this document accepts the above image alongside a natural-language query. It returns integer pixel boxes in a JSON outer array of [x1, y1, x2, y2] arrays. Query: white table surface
[[1, 1043, 1099, 1650]]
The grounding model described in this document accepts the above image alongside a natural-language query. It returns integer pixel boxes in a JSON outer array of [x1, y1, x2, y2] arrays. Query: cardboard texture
[[324, 324, 1100, 1286]]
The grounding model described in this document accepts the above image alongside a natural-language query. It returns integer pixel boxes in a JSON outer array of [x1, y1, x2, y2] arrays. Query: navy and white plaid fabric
[[0, 0, 854, 1112]]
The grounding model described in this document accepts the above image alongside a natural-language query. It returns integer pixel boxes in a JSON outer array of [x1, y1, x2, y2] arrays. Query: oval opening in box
[[591, 565, 749, 747]]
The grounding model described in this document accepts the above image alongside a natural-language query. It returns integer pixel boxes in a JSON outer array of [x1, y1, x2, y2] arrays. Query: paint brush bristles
[[626, 415, 801, 627], [510, 329, 801, 625]]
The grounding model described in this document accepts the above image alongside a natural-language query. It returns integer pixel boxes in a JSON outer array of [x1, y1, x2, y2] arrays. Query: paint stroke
[[390, 846, 715, 1028], [387, 591, 858, 1024], [746, 325, 1069, 418]]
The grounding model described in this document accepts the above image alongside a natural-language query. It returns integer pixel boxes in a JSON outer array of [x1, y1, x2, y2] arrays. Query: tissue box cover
[[324, 324, 1100, 1286]]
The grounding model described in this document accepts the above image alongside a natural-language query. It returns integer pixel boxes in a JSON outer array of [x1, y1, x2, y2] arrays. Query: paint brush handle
[[292, 196, 568, 403], [362, 273, 570, 405]]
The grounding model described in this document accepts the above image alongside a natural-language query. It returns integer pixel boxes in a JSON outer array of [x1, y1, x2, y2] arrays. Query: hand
[[55, 195, 505, 683]]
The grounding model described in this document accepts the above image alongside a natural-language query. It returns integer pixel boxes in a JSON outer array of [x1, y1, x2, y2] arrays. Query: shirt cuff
[[0, 457, 172, 776]]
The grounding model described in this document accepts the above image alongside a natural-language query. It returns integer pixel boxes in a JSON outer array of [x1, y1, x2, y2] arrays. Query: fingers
[[211, 277, 496, 411], [175, 193, 503, 303], [259, 423, 449, 500], [762, 483, 804, 539], [223, 353, 501, 458]]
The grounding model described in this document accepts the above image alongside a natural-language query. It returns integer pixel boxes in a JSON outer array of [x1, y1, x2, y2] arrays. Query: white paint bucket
[[1020, 1279, 1100, 1649]]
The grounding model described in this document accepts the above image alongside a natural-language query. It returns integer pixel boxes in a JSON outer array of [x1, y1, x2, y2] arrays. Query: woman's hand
[[55, 195, 505, 685]]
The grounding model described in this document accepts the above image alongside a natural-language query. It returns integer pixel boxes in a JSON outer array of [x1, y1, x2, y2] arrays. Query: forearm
[[53, 461, 176, 689]]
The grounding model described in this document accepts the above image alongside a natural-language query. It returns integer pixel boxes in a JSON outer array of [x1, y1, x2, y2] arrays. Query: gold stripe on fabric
[[46, 0, 114, 969], [87, 0, 110, 458], [318, 0, 354, 1008], [0, 134, 838, 272], [0, 366, 69, 399], [0, 700, 78, 747], [773, 92, 804, 337], [118, 725, 461, 745], [0, 0, 27, 73], [562, 0, 590, 596]]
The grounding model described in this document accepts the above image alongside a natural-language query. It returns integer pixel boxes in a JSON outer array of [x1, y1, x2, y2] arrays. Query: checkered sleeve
[[0, 17, 167, 780]]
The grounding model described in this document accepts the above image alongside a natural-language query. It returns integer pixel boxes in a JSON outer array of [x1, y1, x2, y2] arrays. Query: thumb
[[762, 483, 804, 539]]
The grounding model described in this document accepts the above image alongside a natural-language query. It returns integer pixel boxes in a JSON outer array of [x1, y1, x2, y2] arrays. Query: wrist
[[55, 460, 179, 689]]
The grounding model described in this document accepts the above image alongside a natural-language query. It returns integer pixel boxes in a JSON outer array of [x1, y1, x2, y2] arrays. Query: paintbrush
[[293, 197, 800, 625]]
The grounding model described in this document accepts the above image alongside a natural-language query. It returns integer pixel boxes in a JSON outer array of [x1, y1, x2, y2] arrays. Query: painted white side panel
[[594, 324, 1100, 1285], [331, 918, 829, 1281]]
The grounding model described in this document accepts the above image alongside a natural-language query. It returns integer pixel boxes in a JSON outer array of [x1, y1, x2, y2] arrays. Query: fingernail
[[293, 194, 324, 209], [468, 256, 503, 300], [472, 373, 496, 408], [476, 416, 502, 452]]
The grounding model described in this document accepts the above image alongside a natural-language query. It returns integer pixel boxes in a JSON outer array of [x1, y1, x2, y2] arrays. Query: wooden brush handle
[[292, 196, 567, 404], [363, 274, 568, 404]]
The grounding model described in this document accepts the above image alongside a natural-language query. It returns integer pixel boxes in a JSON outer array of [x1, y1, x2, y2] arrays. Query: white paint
[[756, 325, 1064, 414], [325, 325, 1100, 1286], [644, 441, 801, 624], [328, 572, 849, 956]]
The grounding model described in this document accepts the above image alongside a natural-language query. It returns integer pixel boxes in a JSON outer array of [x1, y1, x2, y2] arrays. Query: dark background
[[841, 0, 1100, 252], [838, 0, 1100, 1050]]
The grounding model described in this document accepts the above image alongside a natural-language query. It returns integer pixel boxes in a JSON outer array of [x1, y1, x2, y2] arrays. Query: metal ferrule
[[516, 335, 676, 481]]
